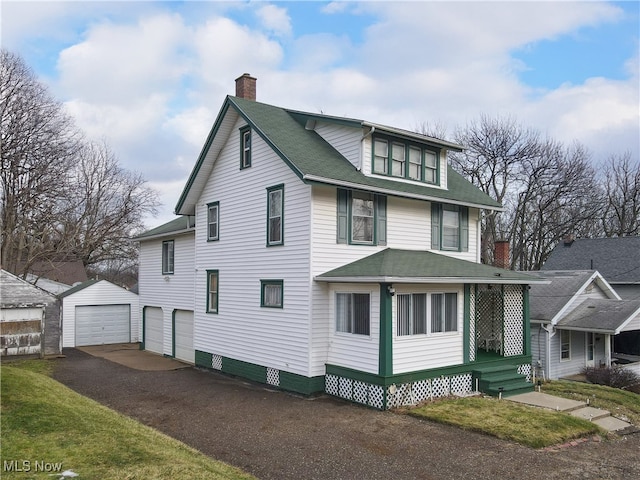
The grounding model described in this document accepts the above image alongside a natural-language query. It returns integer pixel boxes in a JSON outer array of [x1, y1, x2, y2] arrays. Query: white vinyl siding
[[392, 284, 464, 374], [193, 115, 312, 377], [138, 232, 195, 356], [327, 284, 380, 374], [61, 281, 139, 348], [314, 122, 362, 170]]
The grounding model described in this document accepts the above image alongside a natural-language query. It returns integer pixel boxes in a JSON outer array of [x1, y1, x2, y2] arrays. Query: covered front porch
[[316, 248, 546, 409]]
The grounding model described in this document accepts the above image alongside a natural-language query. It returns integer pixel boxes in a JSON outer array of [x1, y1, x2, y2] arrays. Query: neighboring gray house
[[542, 237, 640, 356], [542, 237, 640, 300], [0, 269, 61, 357], [530, 270, 640, 379]]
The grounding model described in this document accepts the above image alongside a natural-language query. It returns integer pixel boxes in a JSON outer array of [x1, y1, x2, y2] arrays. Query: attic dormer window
[[240, 126, 251, 169], [372, 136, 440, 185]]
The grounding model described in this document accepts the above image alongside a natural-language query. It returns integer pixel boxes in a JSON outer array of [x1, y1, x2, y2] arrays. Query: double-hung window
[[207, 270, 219, 314], [162, 240, 174, 275], [207, 202, 219, 241], [337, 189, 386, 245], [335, 293, 370, 335], [267, 185, 284, 246], [396, 292, 457, 335], [396, 293, 427, 336], [431, 203, 469, 252], [240, 126, 251, 169], [560, 330, 571, 360], [431, 292, 458, 333], [372, 136, 439, 185], [261, 280, 283, 308]]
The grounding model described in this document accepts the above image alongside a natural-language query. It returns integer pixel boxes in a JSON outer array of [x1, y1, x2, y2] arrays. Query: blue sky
[[2, 1, 639, 226]]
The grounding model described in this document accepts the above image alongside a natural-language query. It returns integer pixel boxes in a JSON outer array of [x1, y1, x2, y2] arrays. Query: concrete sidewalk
[[507, 391, 633, 432], [77, 343, 190, 371]]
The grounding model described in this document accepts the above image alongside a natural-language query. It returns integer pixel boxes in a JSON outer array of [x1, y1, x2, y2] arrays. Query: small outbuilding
[[1, 269, 61, 357], [59, 279, 140, 347]]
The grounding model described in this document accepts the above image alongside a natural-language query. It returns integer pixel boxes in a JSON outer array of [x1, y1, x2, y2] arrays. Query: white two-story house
[[136, 74, 544, 409]]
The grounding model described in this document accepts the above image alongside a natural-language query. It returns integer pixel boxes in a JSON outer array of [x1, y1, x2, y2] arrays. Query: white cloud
[[255, 4, 292, 37]]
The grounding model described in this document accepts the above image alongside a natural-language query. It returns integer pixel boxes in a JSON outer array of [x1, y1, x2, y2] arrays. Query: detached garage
[[60, 280, 139, 347]]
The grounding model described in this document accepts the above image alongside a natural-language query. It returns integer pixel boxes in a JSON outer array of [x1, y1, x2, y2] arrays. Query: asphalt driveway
[[51, 348, 640, 480]]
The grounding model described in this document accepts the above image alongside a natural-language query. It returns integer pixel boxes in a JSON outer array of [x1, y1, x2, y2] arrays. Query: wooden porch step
[[473, 364, 533, 398]]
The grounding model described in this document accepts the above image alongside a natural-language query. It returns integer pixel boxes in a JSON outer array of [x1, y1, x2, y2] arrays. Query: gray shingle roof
[[0, 269, 57, 307], [542, 237, 640, 284], [176, 96, 502, 215], [316, 248, 541, 284], [529, 270, 598, 322], [556, 299, 640, 334]]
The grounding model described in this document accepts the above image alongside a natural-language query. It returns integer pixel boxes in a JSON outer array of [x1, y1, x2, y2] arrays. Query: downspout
[[541, 323, 556, 380]]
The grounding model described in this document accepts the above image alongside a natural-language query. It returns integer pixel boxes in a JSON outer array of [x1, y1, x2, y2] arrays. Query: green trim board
[[379, 283, 393, 376], [194, 350, 324, 395]]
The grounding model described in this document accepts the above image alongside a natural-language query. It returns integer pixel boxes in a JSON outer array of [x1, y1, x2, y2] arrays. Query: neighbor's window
[[267, 185, 284, 246], [396, 293, 427, 336], [207, 202, 219, 241], [336, 189, 387, 246], [162, 240, 174, 275], [261, 280, 283, 308], [372, 136, 439, 184], [336, 293, 370, 335], [207, 270, 219, 314], [560, 330, 571, 360], [240, 126, 251, 169], [431, 292, 458, 333]]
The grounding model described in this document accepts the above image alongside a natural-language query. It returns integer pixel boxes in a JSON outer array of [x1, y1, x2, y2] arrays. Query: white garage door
[[174, 310, 194, 363], [144, 307, 163, 355], [75, 305, 130, 346]]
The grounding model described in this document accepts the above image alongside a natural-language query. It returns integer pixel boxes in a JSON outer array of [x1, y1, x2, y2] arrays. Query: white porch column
[[604, 334, 612, 367]]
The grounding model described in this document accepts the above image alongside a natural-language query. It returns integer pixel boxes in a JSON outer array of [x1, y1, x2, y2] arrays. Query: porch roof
[[556, 299, 640, 335], [315, 248, 544, 284]]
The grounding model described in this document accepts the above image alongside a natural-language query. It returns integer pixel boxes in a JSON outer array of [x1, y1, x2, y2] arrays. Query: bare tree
[[62, 140, 159, 269], [1, 49, 159, 284], [449, 115, 543, 264], [601, 152, 640, 237], [0, 48, 81, 274]]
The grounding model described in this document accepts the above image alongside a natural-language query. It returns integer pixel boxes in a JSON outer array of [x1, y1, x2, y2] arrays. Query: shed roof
[[0, 269, 57, 308], [542, 237, 640, 284], [315, 248, 542, 284], [176, 96, 502, 215]]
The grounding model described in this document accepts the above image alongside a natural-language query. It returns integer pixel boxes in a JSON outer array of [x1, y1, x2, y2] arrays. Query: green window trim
[[161, 240, 174, 275], [372, 135, 441, 185], [206, 270, 219, 314], [431, 202, 469, 252], [240, 126, 251, 169], [207, 201, 219, 241], [336, 188, 386, 246], [260, 279, 284, 308], [266, 184, 284, 246]]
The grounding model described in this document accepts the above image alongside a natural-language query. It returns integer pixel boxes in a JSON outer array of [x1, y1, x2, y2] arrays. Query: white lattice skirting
[[326, 372, 474, 410]]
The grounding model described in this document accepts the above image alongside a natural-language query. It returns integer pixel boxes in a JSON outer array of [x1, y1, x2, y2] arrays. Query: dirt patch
[[52, 348, 640, 480]]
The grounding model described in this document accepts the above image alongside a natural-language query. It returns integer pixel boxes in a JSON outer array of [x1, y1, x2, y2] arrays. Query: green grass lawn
[[1, 363, 256, 480], [542, 380, 640, 427], [405, 394, 603, 449]]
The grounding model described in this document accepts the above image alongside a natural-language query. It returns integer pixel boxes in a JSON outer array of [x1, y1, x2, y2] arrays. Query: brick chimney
[[494, 240, 510, 269], [235, 73, 256, 101]]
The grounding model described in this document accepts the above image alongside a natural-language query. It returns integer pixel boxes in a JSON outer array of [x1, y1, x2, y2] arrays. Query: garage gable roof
[[0, 269, 57, 307]]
